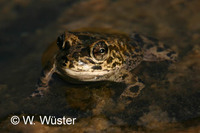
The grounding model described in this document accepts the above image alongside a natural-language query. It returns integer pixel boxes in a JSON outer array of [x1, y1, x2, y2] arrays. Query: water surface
[[0, 0, 200, 132]]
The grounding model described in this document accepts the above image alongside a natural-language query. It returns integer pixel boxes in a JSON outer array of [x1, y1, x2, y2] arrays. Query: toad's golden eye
[[91, 41, 108, 61]]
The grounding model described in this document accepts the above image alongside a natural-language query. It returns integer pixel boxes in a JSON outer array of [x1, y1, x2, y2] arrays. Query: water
[[0, 0, 200, 132]]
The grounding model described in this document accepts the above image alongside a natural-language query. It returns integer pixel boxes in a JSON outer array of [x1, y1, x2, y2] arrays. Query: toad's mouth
[[62, 68, 112, 81]]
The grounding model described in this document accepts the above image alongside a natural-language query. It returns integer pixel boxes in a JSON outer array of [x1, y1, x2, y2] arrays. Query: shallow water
[[0, 0, 200, 132]]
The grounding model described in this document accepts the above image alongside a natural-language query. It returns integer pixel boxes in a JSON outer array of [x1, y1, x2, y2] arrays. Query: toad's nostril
[[63, 41, 70, 50], [57, 34, 65, 49]]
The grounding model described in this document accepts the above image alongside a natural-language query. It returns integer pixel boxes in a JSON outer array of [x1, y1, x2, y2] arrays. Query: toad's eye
[[99, 48, 105, 53], [91, 41, 109, 61]]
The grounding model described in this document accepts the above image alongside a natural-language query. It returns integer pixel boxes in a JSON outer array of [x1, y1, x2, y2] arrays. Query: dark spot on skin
[[133, 34, 143, 44], [76, 45, 82, 49], [157, 47, 164, 52], [107, 57, 113, 64], [72, 52, 79, 60], [124, 51, 130, 56], [122, 74, 128, 80], [130, 85, 140, 93], [112, 62, 121, 68], [138, 78, 144, 83], [112, 63, 117, 67], [92, 66, 102, 70], [135, 48, 140, 52], [167, 51, 176, 57], [86, 58, 95, 64], [146, 44, 153, 49], [69, 63, 74, 68], [62, 56, 68, 63], [130, 41, 137, 47], [131, 55, 137, 59]]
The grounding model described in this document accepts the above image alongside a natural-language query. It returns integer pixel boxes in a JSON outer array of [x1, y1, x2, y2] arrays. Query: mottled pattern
[[31, 30, 177, 100]]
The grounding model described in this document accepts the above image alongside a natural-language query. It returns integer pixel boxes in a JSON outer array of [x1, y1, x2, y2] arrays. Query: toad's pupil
[[99, 48, 105, 53]]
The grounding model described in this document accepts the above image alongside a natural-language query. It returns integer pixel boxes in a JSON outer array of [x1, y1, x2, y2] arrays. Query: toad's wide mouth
[[61, 68, 112, 81]]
